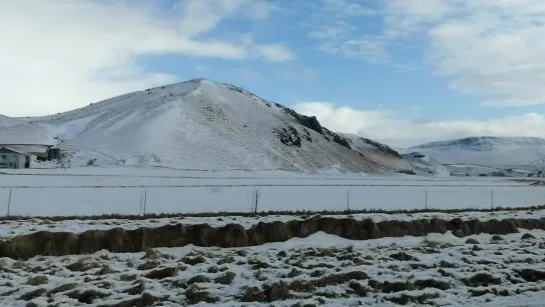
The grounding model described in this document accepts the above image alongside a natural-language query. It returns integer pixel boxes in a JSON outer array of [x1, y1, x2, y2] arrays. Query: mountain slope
[[0, 114, 54, 145], [339, 133, 414, 171], [400, 151, 450, 177], [411, 137, 545, 167], [24, 79, 412, 173]]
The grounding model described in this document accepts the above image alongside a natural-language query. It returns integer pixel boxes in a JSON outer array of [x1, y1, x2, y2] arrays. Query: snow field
[[0, 184, 543, 217], [2, 230, 545, 306]]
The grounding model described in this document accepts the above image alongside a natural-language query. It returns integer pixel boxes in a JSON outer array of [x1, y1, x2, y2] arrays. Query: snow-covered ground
[[0, 168, 543, 217], [2, 230, 545, 306], [2, 175, 545, 306]]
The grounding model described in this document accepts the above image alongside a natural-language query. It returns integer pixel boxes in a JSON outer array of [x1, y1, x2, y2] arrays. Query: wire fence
[[1, 185, 544, 217]]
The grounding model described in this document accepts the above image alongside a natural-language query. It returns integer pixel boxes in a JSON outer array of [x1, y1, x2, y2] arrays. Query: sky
[[2, 0, 545, 147]]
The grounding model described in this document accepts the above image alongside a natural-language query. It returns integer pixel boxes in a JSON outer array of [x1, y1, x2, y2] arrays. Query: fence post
[[139, 193, 143, 215], [346, 190, 350, 212], [425, 190, 428, 210], [6, 189, 12, 217], [490, 190, 494, 210], [143, 189, 148, 216]]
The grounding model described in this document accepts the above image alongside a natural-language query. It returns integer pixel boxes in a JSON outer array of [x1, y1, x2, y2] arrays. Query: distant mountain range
[[411, 137, 545, 167]]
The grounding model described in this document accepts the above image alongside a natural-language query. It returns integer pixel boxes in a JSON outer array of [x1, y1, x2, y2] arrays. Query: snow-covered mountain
[[0, 115, 54, 145], [11, 79, 415, 173], [411, 137, 545, 167]]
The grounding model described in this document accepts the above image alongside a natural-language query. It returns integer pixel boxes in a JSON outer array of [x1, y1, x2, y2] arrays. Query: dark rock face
[[280, 107, 323, 134], [1, 216, 543, 260], [333, 135, 351, 149], [274, 127, 302, 147], [224, 84, 325, 136], [321, 128, 355, 151], [358, 137, 403, 159]]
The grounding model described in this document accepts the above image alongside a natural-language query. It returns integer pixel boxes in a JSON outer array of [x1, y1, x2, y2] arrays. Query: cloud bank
[[294, 102, 545, 148], [310, 0, 545, 106], [0, 0, 292, 116]]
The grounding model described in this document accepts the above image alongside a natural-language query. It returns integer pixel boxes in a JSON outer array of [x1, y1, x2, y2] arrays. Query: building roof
[[0, 146, 31, 156]]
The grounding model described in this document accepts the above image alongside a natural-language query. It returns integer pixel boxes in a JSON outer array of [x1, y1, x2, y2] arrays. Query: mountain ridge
[[411, 136, 545, 167], [6, 78, 415, 173], [415, 136, 545, 150]]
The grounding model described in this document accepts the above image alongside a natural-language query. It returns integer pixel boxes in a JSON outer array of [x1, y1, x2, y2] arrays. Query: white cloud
[[306, 1, 387, 63], [308, 0, 545, 105], [382, 0, 453, 37], [293, 102, 545, 148], [257, 44, 295, 62], [0, 0, 293, 117], [384, 0, 545, 106], [319, 37, 390, 63], [321, 0, 376, 17], [308, 23, 353, 40], [240, 0, 281, 19]]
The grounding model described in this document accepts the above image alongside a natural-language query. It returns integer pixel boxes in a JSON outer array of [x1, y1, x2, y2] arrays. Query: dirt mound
[[1, 216, 543, 259]]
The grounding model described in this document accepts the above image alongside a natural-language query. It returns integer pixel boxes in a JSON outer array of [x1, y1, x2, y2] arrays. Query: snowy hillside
[[400, 151, 450, 177], [411, 137, 545, 167], [0, 114, 55, 145], [19, 79, 413, 173], [339, 133, 415, 172]]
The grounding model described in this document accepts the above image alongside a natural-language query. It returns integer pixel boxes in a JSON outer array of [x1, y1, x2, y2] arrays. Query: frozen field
[[0, 167, 544, 217], [3, 230, 545, 306], [2, 187, 545, 306]]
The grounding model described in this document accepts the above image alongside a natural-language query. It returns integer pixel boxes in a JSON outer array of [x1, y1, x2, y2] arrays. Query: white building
[[0, 147, 31, 169]]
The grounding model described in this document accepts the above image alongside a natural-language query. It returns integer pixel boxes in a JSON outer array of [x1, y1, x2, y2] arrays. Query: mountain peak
[[7, 79, 411, 173]]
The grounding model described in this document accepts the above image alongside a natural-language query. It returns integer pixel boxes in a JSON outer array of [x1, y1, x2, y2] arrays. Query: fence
[[1, 184, 544, 217]]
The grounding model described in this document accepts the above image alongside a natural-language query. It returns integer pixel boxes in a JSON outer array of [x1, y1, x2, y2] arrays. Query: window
[[0, 155, 6, 160]]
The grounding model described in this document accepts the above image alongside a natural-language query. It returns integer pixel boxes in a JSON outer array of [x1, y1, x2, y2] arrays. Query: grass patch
[[1, 205, 545, 222], [25, 276, 48, 286]]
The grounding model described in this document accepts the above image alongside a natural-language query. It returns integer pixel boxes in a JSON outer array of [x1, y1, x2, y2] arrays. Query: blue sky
[[2, 0, 545, 147]]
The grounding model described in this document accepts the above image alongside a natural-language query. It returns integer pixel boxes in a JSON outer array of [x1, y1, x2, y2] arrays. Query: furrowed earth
[[2, 210, 545, 306]]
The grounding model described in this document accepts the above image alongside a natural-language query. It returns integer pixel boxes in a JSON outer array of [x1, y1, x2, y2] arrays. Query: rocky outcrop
[[357, 137, 403, 159], [1, 216, 543, 259], [280, 106, 323, 134], [274, 126, 302, 147]]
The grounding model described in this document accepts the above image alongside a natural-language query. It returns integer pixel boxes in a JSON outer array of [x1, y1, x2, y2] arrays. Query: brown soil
[[1, 215, 544, 259]]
